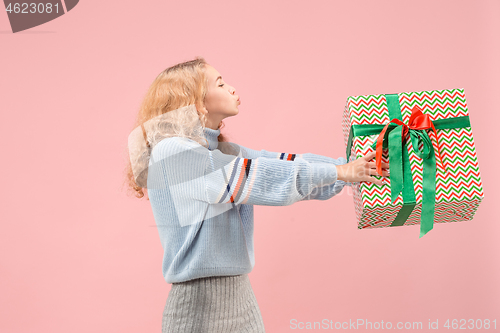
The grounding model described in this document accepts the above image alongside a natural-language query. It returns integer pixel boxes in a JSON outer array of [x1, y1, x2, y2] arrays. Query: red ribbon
[[375, 106, 446, 176]]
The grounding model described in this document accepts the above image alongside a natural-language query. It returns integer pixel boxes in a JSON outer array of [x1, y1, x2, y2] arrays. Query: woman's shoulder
[[217, 141, 242, 156], [152, 136, 208, 158]]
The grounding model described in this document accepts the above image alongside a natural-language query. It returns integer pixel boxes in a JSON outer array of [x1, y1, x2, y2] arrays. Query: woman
[[124, 57, 389, 332]]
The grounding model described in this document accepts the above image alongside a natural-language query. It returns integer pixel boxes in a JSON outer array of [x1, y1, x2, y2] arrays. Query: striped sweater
[[148, 126, 347, 283]]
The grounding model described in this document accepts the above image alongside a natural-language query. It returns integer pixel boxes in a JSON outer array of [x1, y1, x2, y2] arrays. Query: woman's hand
[[336, 151, 389, 186]]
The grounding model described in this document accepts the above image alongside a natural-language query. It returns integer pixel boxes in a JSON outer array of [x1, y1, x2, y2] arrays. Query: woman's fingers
[[348, 152, 390, 185], [366, 176, 384, 186], [367, 161, 390, 169], [367, 162, 389, 169], [367, 168, 385, 176], [369, 168, 389, 176], [364, 151, 377, 160], [364, 151, 389, 168]]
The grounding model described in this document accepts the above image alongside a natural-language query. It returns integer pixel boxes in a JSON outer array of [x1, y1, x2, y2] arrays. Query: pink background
[[1, 0, 499, 332]]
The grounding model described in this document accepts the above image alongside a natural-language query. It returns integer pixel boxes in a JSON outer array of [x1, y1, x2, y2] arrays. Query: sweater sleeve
[[223, 141, 346, 165], [222, 141, 349, 200], [151, 137, 339, 209]]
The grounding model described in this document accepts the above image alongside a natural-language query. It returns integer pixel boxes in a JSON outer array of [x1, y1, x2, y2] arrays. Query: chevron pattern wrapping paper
[[342, 88, 484, 231]]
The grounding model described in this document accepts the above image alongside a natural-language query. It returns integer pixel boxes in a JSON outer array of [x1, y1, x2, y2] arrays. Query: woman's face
[[202, 64, 240, 129]]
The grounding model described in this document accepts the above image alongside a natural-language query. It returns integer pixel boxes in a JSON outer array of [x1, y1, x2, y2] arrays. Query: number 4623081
[[5, 3, 60, 14], [444, 319, 496, 330]]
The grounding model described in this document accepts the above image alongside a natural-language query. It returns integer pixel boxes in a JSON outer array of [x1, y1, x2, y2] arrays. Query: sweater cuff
[[309, 162, 338, 189]]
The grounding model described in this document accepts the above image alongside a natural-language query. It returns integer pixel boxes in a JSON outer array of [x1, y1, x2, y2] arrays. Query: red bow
[[375, 106, 446, 176]]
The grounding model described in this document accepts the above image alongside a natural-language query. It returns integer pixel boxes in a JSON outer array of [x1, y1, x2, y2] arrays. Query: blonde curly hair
[[122, 57, 228, 200]]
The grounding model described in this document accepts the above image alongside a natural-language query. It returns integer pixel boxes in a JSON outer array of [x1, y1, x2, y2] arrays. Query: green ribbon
[[346, 94, 471, 237]]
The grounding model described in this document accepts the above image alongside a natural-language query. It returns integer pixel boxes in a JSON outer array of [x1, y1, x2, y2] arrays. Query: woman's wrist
[[336, 164, 346, 182]]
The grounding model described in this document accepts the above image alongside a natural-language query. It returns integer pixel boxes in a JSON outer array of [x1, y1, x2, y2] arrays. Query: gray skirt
[[162, 274, 266, 333]]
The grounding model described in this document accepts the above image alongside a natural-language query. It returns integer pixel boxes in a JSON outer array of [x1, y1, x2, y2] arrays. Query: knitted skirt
[[161, 274, 266, 333]]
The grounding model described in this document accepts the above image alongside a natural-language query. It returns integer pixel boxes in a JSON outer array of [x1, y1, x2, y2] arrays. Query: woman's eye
[[219, 83, 225, 87]]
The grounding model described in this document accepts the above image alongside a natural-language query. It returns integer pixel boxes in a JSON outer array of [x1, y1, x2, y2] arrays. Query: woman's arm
[[224, 141, 347, 165], [150, 137, 340, 208], [223, 142, 349, 201]]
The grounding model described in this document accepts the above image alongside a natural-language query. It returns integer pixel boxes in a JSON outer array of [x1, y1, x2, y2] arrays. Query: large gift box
[[342, 88, 484, 238]]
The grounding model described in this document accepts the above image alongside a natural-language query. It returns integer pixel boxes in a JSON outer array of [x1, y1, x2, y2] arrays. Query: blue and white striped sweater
[[148, 126, 347, 283]]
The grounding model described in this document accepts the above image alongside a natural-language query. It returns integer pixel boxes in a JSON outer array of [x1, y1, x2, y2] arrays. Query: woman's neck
[[203, 126, 221, 150]]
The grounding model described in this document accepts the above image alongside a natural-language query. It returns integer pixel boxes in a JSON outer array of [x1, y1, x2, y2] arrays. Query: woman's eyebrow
[[215, 76, 222, 82]]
